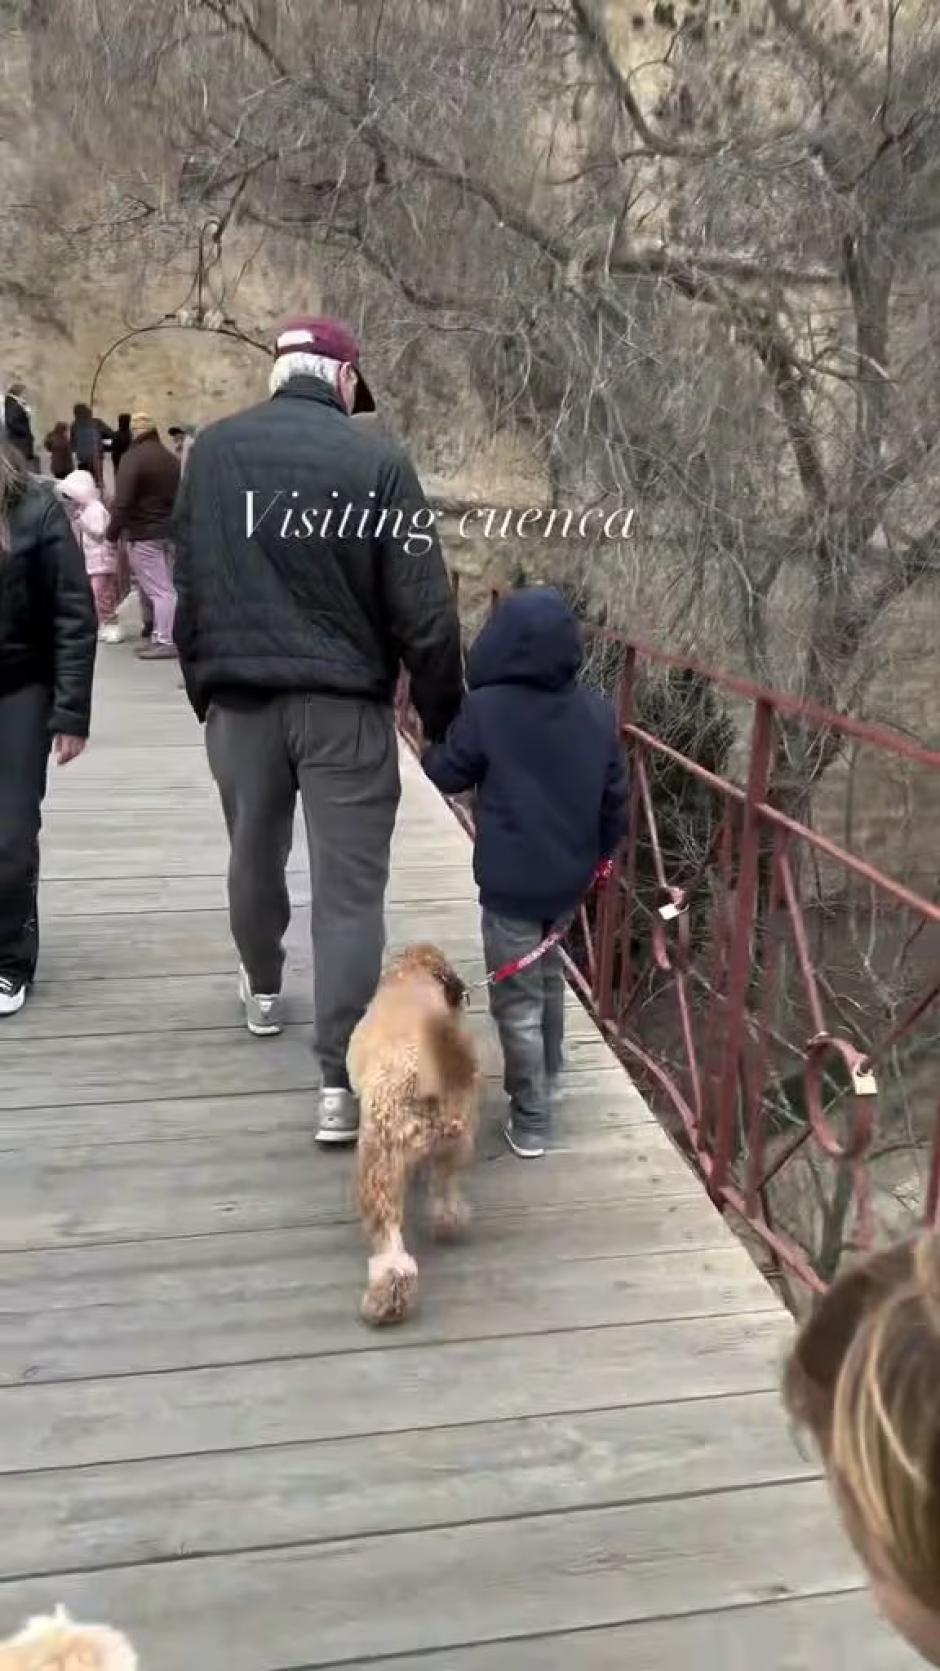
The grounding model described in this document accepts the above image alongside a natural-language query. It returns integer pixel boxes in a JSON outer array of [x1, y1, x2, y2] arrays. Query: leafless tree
[[28, 0, 940, 764]]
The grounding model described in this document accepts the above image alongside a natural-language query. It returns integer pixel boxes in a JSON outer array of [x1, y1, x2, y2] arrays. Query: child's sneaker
[[504, 1118, 546, 1159], [99, 622, 125, 644]]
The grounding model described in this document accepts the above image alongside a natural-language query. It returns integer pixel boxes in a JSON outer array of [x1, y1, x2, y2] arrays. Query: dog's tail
[[417, 1012, 478, 1101]]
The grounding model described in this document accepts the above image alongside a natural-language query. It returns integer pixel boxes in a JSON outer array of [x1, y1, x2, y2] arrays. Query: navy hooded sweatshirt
[[422, 587, 628, 923]]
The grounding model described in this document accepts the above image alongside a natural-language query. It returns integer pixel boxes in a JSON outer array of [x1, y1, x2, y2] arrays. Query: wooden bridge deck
[[0, 649, 916, 1668]]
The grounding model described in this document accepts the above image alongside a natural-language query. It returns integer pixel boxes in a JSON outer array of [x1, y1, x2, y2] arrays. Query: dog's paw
[[362, 1252, 418, 1326], [428, 1195, 473, 1242]]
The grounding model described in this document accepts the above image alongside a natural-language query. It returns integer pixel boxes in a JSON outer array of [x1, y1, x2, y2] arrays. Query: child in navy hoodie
[[423, 587, 628, 1157]]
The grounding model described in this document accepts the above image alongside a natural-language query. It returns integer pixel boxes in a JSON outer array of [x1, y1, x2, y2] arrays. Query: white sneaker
[[0, 976, 27, 1017], [315, 1087, 360, 1146], [237, 965, 282, 1036], [99, 622, 125, 644]]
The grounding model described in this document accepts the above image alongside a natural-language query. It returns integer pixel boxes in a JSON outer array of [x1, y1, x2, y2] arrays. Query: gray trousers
[[481, 909, 566, 1134], [206, 695, 400, 1085]]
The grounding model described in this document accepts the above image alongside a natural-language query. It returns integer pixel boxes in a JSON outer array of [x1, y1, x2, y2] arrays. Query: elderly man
[[173, 316, 463, 1145]]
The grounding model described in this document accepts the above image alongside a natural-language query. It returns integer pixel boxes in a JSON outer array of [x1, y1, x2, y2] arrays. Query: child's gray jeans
[[481, 909, 566, 1134]]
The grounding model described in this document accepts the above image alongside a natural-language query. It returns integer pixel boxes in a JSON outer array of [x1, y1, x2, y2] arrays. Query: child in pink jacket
[[59, 470, 124, 642]]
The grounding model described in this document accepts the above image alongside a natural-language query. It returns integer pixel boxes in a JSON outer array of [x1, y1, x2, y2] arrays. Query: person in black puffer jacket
[[0, 433, 97, 1016], [173, 315, 464, 1146], [423, 586, 628, 1158], [70, 403, 102, 486]]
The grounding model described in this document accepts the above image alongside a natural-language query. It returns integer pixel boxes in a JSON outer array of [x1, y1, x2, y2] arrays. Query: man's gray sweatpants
[[206, 694, 400, 1086]]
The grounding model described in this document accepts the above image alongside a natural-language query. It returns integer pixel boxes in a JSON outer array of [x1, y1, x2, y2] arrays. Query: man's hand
[[54, 734, 86, 766]]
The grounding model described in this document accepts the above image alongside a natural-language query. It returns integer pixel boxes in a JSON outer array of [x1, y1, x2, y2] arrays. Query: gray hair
[[269, 352, 342, 395]]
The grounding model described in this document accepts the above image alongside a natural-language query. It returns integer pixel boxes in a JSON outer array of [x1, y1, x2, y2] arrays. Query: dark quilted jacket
[[172, 378, 464, 739], [423, 588, 628, 923], [0, 481, 97, 736]]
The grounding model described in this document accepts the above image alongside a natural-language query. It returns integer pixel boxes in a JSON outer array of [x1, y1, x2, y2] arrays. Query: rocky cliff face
[[1, 1, 937, 892], [0, 11, 543, 504], [0, 13, 294, 435]]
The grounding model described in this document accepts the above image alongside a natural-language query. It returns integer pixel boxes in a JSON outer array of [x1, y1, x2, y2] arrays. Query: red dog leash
[[471, 858, 616, 994]]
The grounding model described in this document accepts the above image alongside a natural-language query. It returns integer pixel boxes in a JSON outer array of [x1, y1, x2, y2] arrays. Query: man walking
[[173, 316, 463, 1144], [107, 414, 180, 659]]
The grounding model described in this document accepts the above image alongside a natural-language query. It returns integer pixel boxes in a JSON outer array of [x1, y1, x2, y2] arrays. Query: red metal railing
[[397, 596, 940, 1296]]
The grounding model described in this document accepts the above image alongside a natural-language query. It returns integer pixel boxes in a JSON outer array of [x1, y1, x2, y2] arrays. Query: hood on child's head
[[467, 586, 583, 693], [59, 469, 100, 506]]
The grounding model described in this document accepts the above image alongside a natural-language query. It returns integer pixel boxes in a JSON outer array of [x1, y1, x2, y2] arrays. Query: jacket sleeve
[[422, 697, 486, 795], [375, 451, 464, 744], [40, 496, 97, 738], [170, 455, 205, 718], [599, 721, 629, 858], [106, 447, 138, 542]]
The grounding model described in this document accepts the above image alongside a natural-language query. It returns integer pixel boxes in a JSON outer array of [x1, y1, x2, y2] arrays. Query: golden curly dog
[[0, 1609, 137, 1671], [347, 943, 480, 1325]]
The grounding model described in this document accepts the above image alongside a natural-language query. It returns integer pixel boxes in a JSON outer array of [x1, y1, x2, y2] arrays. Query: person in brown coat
[[107, 414, 180, 660], [44, 421, 73, 480]]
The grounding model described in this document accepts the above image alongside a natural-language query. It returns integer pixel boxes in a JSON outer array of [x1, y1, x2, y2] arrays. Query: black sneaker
[[504, 1119, 546, 1159], [0, 976, 27, 1017]]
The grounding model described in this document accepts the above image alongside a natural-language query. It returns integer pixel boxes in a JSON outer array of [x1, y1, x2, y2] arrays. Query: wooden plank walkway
[[0, 649, 917, 1668]]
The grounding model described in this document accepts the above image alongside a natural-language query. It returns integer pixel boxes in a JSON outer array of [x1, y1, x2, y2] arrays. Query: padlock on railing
[[850, 1058, 878, 1097]]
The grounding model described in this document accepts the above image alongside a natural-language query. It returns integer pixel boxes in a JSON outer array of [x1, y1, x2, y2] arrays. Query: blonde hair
[[784, 1233, 940, 1610]]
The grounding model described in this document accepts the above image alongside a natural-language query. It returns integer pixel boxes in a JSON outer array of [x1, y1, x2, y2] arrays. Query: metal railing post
[[709, 697, 775, 1198], [594, 648, 636, 1019]]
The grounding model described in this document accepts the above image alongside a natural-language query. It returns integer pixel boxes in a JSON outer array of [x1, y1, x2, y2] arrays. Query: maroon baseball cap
[[274, 315, 376, 413]]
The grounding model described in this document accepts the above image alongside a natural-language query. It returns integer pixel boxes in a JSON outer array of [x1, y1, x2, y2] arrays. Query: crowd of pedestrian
[[2, 379, 194, 659]]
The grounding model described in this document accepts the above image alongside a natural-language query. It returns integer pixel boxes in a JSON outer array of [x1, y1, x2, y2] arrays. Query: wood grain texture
[[2, 1392, 816, 1579], [0, 1133, 706, 1251], [288, 1592, 921, 1670], [0, 1311, 793, 1472], [0, 1024, 624, 1111], [0, 1483, 862, 1669], [0, 1068, 649, 1150], [33, 907, 487, 979], [14, 969, 603, 1040], [0, 648, 880, 1668], [0, 1241, 776, 1384]]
